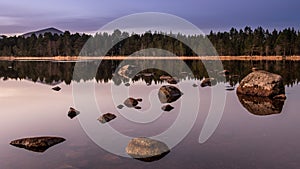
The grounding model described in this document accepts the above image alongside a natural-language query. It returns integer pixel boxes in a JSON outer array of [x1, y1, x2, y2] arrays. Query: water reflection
[[1, 60, 299, 86], [237, 94, 285, 116]]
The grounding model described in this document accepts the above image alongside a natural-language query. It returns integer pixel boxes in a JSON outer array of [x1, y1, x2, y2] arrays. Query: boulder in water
[[98, 113, 116, 123], [126, 137, 170, 162], [158, 85, 183, 103], [237, 70, 285, 98], [68, 107, 80, 119], [10, 136, 65, 153]]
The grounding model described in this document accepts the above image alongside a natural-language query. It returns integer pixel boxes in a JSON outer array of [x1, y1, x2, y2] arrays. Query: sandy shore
[[1, 56, 300, 61]]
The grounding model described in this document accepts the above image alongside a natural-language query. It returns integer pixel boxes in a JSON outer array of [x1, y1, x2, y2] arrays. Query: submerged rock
[[68, 107, 80, 119], [158, 85, 183, 103], [117, 104, 124, 109], [124, 97, 139, 108], [192, 83, 198, 87], [98, 113, 116, 123], [200, 78, 217, 87], [237, 94, 285, 116], [126, 137, 170, 162], [52, 86, 61, 91], [10, 136, 65, 153], [161, 105, 174, 111], [237, 70, 285, 98]]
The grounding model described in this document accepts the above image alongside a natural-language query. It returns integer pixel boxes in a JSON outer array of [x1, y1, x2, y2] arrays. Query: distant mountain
[[22, 27, 63, 38]]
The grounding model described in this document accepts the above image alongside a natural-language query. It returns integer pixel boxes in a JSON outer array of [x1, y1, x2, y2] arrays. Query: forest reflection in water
[[0, 59, 299, 86]]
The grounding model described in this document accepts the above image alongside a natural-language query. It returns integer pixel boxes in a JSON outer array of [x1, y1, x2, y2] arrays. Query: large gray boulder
[[158, 85, 183, 103], [10, 136, 65, 153], [126, 137, 170, 162], [237, 70, 285, 98]]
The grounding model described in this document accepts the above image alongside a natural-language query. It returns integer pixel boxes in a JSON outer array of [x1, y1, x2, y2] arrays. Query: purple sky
[[0, 0, 299, 35]]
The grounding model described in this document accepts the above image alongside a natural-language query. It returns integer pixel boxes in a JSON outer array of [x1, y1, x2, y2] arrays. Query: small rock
[[161, 105, 174, 111], [124, 98, 139, 107], [125, 83, 130, 87], [158, 85, 183, 103], [52, 86, 61, 91], [10, 136, 65, 153], [117, 104, 124, 109], [200, 78, 216, 87], [136, 98, 143, 102], [126, 137, 170, 162], [68, 107, 80, 119], [134, 106, 142, 110], [192, 84, 198, 87], [98, 113, 116, 123], [225, 87, 235, 91], [252, 67, 259, 71]]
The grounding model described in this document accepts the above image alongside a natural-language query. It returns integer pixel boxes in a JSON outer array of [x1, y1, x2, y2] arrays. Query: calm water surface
[[0, 60, 299, 169]]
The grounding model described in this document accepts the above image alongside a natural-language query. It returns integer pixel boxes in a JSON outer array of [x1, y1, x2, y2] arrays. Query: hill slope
[[22, 27, 63, 38]]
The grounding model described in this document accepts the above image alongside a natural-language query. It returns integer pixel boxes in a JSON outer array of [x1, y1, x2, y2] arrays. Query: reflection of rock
[[166, 77, 178, 84], [159, 75, 178, 84], [98, 113, 116, 123], [158, 85, 183, 103], [200, 78, 216, 87], [161, 105, 174, 111], [10, 136, 65, 153], [124, 98, 139, 108], [118, 65, 138, 79], [52, 86, 61, 91], [159, 75, 172, 80], [126, 137, 170, 162], [237, 94, 285, 116], [237, 70, 285, 98], [68, 107, 80, 119]]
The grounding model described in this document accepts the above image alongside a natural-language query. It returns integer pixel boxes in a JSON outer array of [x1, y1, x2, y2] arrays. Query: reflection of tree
[[0, 60, 300, 86]]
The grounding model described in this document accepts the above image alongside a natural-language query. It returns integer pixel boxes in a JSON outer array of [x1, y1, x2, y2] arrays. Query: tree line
[[0, 27, 300, 56]]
